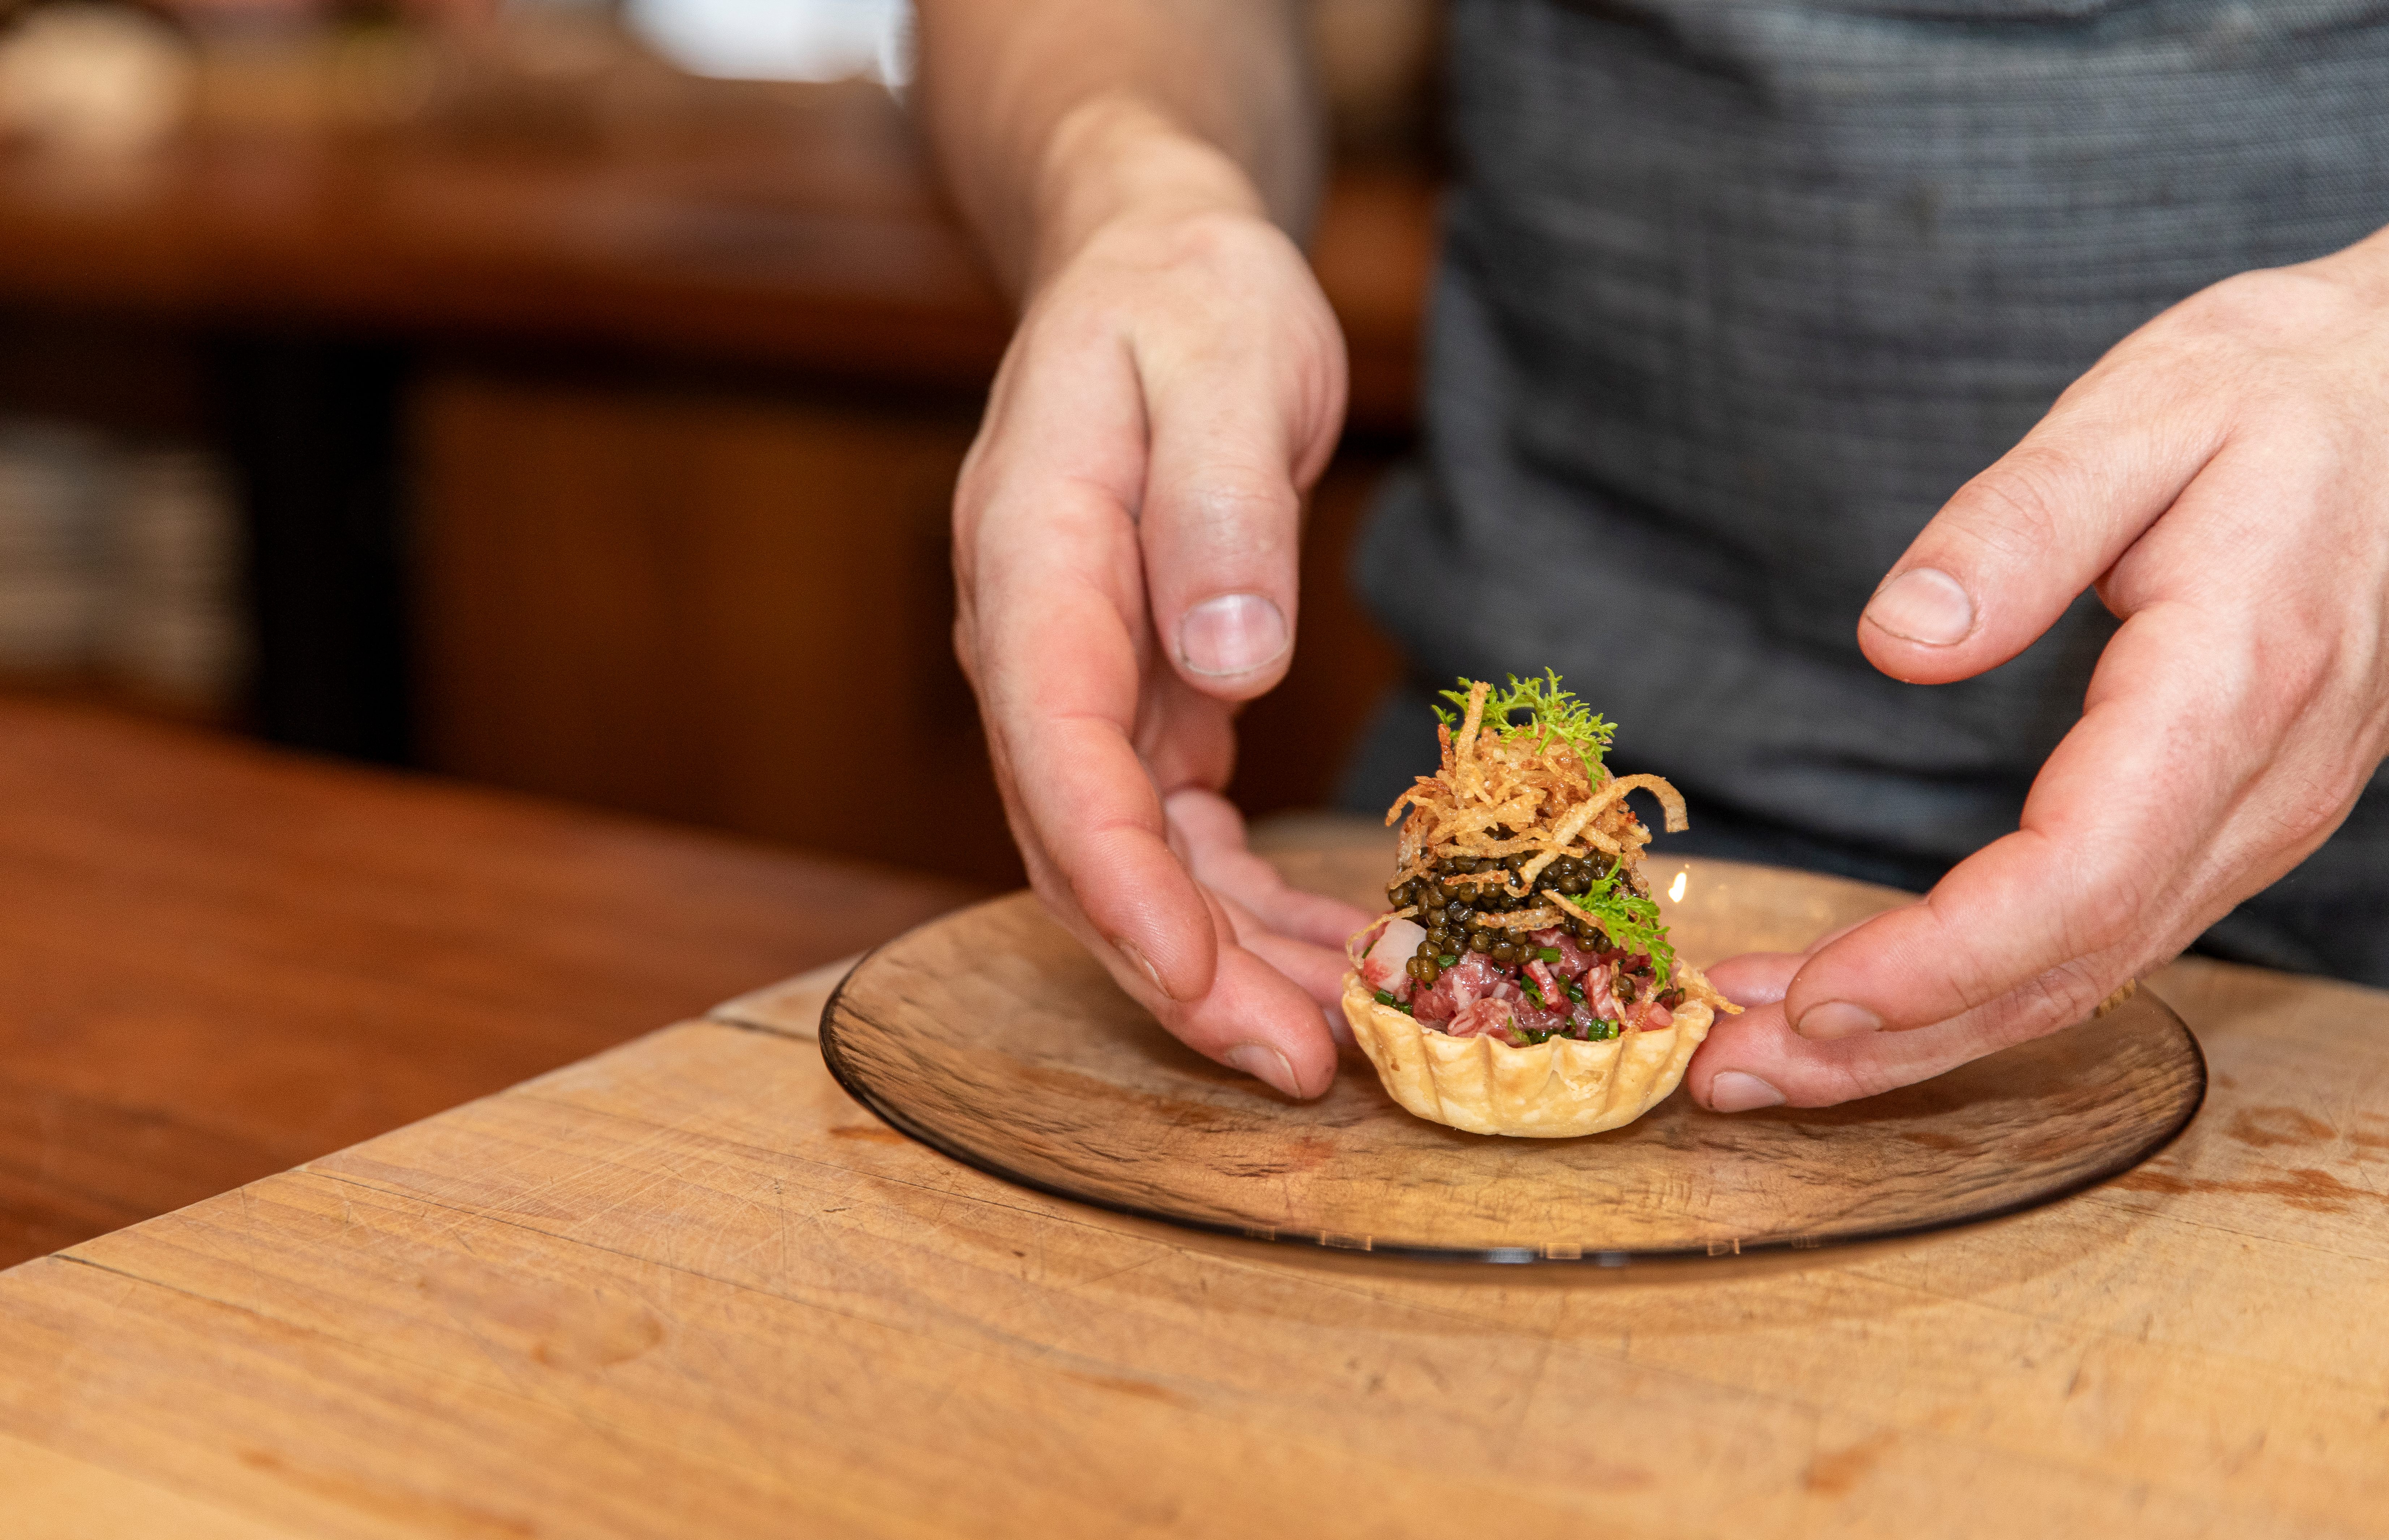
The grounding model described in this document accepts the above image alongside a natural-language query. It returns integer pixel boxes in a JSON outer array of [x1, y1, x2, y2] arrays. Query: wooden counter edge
[[707, 953, 860, 1040]]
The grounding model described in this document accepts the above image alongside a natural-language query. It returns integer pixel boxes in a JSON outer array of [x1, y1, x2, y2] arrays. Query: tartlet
[[1341, 975, 1714, 1137], [1343, 674, 1738, 1137]]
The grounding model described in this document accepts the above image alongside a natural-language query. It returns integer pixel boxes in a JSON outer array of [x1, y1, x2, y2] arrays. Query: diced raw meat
[[1584, 963, 1622, 1025], [1446, 996, 1516, 1039], [1510, 994, 1574, 1037], [1410, 953, 1516, 1024], [1525, 928, 1598, 980]]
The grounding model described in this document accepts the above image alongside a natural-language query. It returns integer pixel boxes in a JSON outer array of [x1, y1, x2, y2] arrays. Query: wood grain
[[0, 698, 973, 1267], [821, 859, 2203, 1257], [4, 827, 2384, 1536]]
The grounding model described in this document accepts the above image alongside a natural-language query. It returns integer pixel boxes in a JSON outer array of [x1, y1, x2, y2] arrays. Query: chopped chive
[[1536, 946, 1562, 964], [1437, 954, 1457, 967], [1374, 989, 1399, 1007]]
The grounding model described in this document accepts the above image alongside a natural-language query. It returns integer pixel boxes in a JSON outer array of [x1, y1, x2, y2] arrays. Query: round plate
[[821, 850, 2206, 1263]]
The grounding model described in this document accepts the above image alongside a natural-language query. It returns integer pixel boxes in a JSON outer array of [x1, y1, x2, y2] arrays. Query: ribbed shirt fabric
[[1349, 0, 2389, 981]]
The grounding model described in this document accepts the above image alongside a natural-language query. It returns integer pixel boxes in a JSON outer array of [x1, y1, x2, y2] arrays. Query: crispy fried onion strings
[[1382, 680, 1684, 893]]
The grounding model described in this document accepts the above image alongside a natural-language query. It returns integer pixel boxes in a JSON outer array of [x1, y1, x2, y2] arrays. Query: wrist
[[1027, 96, 1274, 292]]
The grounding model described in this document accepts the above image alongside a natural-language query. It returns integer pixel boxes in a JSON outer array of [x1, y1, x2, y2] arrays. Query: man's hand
[[949, 108, 1367, 1099], [1690, 234, 2389, 1111]]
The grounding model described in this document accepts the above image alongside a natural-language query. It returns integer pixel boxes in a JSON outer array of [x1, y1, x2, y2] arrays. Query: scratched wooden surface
[[3, 833, 2388, 1536]]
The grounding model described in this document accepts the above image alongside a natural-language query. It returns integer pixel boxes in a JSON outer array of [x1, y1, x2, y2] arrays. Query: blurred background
[[0, 0, 1438, 886]]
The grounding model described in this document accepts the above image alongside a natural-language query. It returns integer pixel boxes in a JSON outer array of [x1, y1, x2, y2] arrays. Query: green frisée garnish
[[1430, 669, 1617, 772], [1562, 867, 1677, 987]]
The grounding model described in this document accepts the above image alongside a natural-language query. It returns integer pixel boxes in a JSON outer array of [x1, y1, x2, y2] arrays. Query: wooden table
[[0, 698, 976, 1266], [5, 816, 2385, 1535]]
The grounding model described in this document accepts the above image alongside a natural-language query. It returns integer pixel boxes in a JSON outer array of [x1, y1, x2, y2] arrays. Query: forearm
[[912, 0, 1322, 295]]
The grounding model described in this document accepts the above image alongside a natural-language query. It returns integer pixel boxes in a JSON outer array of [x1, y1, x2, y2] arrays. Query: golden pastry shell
[[1340, 972, 1713, 1137]]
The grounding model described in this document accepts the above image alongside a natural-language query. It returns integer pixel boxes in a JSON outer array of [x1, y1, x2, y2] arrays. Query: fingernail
[[1225, 1043, 1303, 1098], [1177, 593, 1289, 677], [1795, 1000, 1884, 1040], [1864, 567, 1975, 646], [1709, 1071, 1787, 1113], [1112, 937, 1177, 1001]]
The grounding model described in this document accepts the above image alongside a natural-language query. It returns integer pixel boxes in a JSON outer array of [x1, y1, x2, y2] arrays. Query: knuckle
[[1148, 475, 1301, 550], [2223, 622, 2341, 745], [2158, 267, 2363, 362], [1818, 1057, 1917, 1105], [951, 615, 984, 686], [2265, 636, 2338, 719], [2060, 853, 2163, 963], [2267, 785, 2348, 856], [2245, 745, 2364, 857], [2015, 957, 2115, 1030], [1949, 448, 2077, 564]]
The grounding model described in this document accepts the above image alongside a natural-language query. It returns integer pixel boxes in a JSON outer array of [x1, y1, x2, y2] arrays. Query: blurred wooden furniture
[[0, 76, 1430, 883], [0, 696, 973, 1268], [6, 827, 2387, 1537], [0, 81, 1429, 424]]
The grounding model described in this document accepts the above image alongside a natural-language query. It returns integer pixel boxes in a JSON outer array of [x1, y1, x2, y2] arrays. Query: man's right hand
[[947, 105, 1366, 1098]]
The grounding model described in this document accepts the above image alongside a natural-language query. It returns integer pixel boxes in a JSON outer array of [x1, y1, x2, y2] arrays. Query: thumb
[[1135, 235, 1345, 703], [1859, 334, 2228, 686]]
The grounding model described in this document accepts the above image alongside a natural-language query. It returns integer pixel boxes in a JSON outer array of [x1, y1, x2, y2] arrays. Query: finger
[[1688, 996, 2059, 1111], [1208, 881, 1350, 1004], [1785, 595, 2282, 1049], [1701, 951, 1803, 1010], [1165, 789, 1372, 948], [1136, 241, 1346, 702], [1172, 944, 1344, 1094], [1804, 915, 1887, 955], [962, 325, 1225, 1007], [1010, 810, 1339, 1094], [1859, 326, 2231, 686], [955, 261, 1342, 1096], [1176, 883, 1341, 1092]]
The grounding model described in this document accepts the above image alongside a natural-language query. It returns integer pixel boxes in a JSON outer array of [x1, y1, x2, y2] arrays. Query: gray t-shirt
[[1351, 0, 2389, 981]]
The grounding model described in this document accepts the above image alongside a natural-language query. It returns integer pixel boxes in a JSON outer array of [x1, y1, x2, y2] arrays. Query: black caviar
[[1385, 848, 1642, 988]]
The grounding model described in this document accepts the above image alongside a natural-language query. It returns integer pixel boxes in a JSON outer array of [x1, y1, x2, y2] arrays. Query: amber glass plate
[[820, 850, 2205, 1263]]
